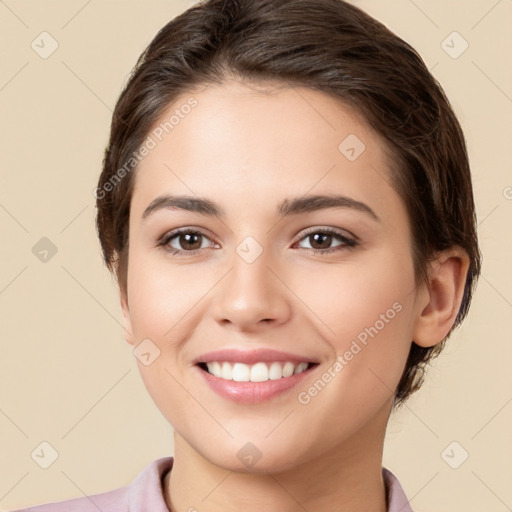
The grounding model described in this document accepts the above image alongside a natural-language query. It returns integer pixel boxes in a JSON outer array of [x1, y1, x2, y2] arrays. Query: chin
[[196, 437, 311, 475]]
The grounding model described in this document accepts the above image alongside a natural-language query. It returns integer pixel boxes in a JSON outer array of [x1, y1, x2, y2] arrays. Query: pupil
[[182, 233, 201, 250], [311, 233, 331, 249]]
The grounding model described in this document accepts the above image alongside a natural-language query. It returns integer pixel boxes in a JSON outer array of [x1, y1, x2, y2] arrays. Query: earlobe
[[120, 290, 135, 346], [412, 247, 470, 348]]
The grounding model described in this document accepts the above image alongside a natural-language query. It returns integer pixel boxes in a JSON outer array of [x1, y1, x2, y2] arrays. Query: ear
[[120, 288, 135, 346], [412, 247, 470, 348]]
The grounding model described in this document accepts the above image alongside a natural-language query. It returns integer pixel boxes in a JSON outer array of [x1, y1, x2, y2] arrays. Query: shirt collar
[[383, 467, 414, 512], [130, 457, 413, 512]]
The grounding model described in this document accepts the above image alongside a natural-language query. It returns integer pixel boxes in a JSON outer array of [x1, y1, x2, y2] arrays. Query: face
[[121, 80, 425, 472]]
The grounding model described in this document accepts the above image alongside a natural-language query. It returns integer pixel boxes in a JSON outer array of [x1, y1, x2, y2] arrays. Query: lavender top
[[11, 457, 413, 511]]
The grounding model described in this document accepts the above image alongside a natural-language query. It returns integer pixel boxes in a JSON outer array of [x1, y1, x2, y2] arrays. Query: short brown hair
[[95, 0, 481, 406]]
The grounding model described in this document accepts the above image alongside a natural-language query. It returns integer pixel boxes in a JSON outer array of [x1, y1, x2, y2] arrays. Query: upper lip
[[193, 348, 318, 365]]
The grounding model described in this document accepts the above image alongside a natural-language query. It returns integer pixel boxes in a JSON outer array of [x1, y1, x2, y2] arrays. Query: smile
[[200, 361, 310, 382], [194, 348, 319, 404]]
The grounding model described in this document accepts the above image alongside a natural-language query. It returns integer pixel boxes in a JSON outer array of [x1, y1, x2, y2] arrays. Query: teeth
[[204, 361, 310, 381], [210, 361, 221, 376], [232, 362, 250, 382], [250, 362, 268, 382], [294, 362, 308, 374], [221, 362, 233, 380], [268, 362, 283, 380], [282, 362, 294, 377]]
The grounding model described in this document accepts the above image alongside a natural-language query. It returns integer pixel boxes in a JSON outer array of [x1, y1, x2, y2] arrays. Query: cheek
[[290, 247, 416, 402], [290, 245, 415, 347], [126, 248, 210, 343], [125, 250, 206, 426]]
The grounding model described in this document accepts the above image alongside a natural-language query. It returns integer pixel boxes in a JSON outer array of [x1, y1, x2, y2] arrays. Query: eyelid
[[291, 226, 358, 253], [294, 225, 358, 243], [158, 225, 358, 256], [158, 227, 219, 252]]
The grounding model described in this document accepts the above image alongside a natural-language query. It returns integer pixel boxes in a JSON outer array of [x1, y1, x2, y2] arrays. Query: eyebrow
[[142, 193, 379, 222]]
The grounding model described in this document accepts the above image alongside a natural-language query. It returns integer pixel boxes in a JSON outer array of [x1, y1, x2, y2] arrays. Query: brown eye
[[295, 228, 357, 253], [161, 229, 216, 254], [176, 232, 203, 251], [308, 232, 333, 250]]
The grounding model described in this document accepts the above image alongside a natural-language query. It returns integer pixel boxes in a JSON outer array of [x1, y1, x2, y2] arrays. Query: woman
[[13, 0, 481, 510]]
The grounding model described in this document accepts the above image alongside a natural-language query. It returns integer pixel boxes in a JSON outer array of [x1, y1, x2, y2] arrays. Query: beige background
[[1, 0, 511, 510]]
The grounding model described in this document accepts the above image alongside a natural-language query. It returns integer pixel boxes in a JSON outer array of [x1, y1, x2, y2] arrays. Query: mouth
[[197, 360, 314, 382], [193, 348, 319, 404]]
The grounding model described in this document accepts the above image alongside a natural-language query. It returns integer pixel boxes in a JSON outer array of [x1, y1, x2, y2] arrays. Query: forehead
[[130, 80, 398, 219]]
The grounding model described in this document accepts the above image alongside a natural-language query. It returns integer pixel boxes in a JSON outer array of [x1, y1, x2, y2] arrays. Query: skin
[[120, 79, 469, 512]]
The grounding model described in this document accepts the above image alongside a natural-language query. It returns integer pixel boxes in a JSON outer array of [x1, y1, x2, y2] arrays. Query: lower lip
[[197, 365, 314, 404]]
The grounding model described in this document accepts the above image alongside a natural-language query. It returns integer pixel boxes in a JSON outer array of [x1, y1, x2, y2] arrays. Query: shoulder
[[382, 467, 414, 512], [9, 457, 174, 512], [9, 486, 127, 512]]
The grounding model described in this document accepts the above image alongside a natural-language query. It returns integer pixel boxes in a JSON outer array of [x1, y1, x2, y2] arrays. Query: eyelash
[[158, 227, 358, 256]]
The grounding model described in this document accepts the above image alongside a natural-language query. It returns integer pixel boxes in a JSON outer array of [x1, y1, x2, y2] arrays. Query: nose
[[211, 249, 292, 332]]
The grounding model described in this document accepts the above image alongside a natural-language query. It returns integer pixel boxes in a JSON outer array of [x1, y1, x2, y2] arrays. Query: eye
[[159, 229, 217, 255], [294, 227, 357, 253], [158, 227, 357, 256]]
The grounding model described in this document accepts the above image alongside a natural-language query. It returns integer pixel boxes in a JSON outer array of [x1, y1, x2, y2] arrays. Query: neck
[[166, 403, 391, 512]]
